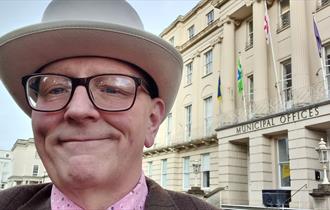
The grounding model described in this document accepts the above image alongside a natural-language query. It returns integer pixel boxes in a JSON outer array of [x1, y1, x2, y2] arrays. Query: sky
[[0, 0, 200, 150]]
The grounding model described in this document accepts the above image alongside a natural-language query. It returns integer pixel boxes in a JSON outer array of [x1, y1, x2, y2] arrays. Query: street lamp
[[316, 138, 330, 184], [192, 160, 201, 187]]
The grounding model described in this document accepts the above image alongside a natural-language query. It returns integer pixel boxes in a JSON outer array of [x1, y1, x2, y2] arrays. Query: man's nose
[[63, 86, 100, 121]]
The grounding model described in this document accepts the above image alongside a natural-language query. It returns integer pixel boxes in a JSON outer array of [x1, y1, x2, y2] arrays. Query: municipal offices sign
[[236, 107, 320, 134]]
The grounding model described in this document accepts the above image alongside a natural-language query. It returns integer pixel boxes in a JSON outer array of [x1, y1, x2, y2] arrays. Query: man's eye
[[48, 87, 67, 95], [100, 86, 119, 94]]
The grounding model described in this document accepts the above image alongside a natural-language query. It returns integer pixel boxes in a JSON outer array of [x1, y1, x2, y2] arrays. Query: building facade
[[7, 138, 50, 187], [0, 149, 12, 190], [143, 0, 330, 209]]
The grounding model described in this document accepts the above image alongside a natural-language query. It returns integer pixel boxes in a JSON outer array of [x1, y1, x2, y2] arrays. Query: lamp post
[[316, 138, 330, 184], [192, 160, 201, 187]]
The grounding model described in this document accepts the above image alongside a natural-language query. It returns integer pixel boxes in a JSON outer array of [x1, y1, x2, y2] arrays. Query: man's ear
[[144, 98, 165, 148]]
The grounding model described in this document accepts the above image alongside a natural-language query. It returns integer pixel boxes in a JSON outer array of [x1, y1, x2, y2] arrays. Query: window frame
[[147, 161, 153, 178], [161, 159, 168, 188], [185, 104, 192, 141], [166, 113, 173, 145], [279, 0, 290, 29], [169, 36, 174, 46], [281, 59, 293, 109], [185, 62, 193, 85], [201, 153, 210, 189], [183, 156, 190, 190], [206, 10, 214, 25], [246, 18, 253, 50], [204, 49, 213, 75], [32, 165, 39, 176], [277, 138, 291, 188], [203, 96, 213, 136], [188, 25, 195, 40]]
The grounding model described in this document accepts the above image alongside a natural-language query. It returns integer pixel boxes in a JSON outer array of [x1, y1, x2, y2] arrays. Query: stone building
[[7, 138, 50, 187], [0, 149, 11, 190], [143, 0, 330, 209]]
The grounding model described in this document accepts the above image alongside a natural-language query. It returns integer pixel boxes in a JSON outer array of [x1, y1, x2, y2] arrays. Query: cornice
[[143, 135, 218, 157], [177, 18, 222, 53]]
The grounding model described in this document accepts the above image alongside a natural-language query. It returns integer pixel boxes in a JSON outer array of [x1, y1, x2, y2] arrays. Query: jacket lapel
[[144, 178, 179, 210], [18, 184, 52, 210]]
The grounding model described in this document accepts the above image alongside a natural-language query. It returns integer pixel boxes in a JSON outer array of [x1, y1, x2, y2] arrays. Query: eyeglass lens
[[25, 74, 138, 112]]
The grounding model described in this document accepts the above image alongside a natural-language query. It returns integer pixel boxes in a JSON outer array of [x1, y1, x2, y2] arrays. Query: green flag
[[237, 58, 243, 95]]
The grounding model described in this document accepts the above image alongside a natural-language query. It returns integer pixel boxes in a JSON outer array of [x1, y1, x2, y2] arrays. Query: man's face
[[31, 57, 164, 191]]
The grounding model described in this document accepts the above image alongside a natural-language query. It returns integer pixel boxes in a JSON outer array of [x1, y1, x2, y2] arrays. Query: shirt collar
[[51, 172, 148, 210]]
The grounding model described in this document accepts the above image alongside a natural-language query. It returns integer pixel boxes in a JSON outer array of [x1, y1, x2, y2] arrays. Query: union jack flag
[[264, 9, 270, 44]]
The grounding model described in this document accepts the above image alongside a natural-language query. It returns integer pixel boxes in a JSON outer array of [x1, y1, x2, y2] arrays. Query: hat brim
[[0, 21, 182, 117]]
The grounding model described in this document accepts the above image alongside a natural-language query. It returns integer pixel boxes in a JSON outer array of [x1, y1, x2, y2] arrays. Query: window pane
[[188, 25, 195, 39], [185, 105, 192, 140], [205, 50, 213, 74], [207, 10, 214, 25], [32, 165, 39, 176], [201, 154, 210, 188], [161, 159, 168, 187], [204, 97, 213, 135], [278, 139, 289, 162], [278, 138, 290, 187], [147, 161, 153, 177], [186, 62, 193, 85], [183, 157, 190, 189]]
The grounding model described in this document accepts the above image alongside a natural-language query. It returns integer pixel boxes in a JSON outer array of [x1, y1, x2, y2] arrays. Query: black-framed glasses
[[21, 73, 151, 112]]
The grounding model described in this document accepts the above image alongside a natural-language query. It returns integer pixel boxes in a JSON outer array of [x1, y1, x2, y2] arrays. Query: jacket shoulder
[[0, 183, 52, 209], [145, 177, 220, 210], [166, 189, 220, 210]]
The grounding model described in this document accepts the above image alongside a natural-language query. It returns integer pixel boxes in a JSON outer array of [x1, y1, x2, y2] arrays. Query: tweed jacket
[[0, 178, 220, 210]]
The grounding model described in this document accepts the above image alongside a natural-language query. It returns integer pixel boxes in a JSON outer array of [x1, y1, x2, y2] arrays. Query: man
[[0, 1, 220, 209]]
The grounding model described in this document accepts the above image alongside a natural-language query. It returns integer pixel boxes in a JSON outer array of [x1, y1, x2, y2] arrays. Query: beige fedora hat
[[0, 0, 182, 117]]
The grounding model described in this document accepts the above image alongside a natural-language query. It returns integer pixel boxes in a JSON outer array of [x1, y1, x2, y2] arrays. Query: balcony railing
[[219, 81, 330, 128]]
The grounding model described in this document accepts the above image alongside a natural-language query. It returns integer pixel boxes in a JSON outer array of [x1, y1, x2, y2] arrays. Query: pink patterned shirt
[[51, 173, 148, 210]]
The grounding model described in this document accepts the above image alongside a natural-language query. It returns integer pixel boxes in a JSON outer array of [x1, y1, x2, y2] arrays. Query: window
[[204, 49, 213, 75], [161, 159, 168, 187], [183, 157, 190, 189], [325, 45, 330, 97], [185, 105, 192, 141], [169, 36, 174, 46], [281, 59, 292, 109], [246, 18, 253, 49], [247, 74, 254, 116], [206, 10, 214, 25], [166, 113, 172, 145], [32, 165, 39, 176], [147, 161, 153, 178], [201, 153, 210, 188], [278, 138, 290, 187], [279, 0, 290, 29], [321, 0, 329, 7], [204, 97, 213, 136], [188, 25, 195, 39], [186, 62, 193, 85]]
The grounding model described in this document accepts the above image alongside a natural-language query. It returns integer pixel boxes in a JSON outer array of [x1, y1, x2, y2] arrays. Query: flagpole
[[313, 13, 327, 98], [238, 53, 248, 120], [264, 0, 284, 110]]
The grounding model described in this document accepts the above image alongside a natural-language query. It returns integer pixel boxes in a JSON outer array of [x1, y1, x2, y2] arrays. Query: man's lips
[[59, 137, 110, 143]]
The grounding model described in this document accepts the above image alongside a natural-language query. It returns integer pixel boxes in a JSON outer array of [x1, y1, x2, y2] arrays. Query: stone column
[[289, 127, 321, 209], [249, 135, 272, 206], [221, 17, 235, 124], [253, 0, 269, 116], [290, 0, 311, 106]]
